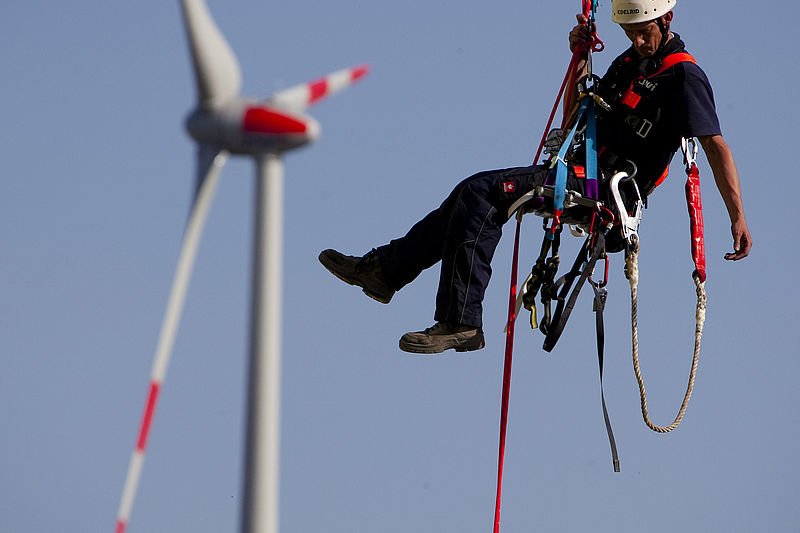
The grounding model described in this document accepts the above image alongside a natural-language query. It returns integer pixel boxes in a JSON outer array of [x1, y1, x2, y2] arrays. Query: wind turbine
[[114, 1, 368, 532]]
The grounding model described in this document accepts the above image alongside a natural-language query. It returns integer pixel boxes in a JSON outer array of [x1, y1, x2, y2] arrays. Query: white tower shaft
[[242, 153, 284, 533]]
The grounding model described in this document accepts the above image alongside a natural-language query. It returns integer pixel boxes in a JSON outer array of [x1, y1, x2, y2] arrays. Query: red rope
[[493, 216, 522, 533], [494, 47, 581, 533], [494, 6, 601, 531], [532, 49, 582, 165]]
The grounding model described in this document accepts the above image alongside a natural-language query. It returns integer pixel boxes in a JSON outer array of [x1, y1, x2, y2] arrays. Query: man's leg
[[432, 166, 550, 329], [320, 163, 580, 353], [319, 173, 494, 303], [374, 177, 476, 291], [400, 165, 552, 354]]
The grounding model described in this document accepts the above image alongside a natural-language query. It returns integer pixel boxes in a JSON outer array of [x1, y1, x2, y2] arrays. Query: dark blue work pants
[[375, 164, 591, 328]]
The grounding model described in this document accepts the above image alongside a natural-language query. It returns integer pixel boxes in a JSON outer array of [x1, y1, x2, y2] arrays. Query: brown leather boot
[[399, 322, 485, 354], [318, 248, 395, 304]]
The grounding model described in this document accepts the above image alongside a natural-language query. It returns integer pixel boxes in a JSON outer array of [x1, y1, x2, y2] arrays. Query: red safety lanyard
[[683, 139, 706, 282]]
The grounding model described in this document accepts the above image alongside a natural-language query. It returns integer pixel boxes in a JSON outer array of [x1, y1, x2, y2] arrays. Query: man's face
[[620, 19, 664, 58]]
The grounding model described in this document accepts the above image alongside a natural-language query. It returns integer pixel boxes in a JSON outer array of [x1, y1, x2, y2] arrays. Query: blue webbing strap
[[550, 95, 597, 238], [585, 100, 598, 199], [582, 0, 600, 201], [553, 97, 588, 212]]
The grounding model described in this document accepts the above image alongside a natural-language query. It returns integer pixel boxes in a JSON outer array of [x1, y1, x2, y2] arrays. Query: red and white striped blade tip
[[268, 64, 370, 112]]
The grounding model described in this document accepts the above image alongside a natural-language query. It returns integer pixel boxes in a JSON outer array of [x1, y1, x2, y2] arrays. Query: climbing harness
[[493, 3, 710, 531]]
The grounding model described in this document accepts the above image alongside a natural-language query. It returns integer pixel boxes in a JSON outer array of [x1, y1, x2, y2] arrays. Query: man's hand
[[569, 14, 590, 52], [564, 14, 592, 123], [725, 217, 752, 261]]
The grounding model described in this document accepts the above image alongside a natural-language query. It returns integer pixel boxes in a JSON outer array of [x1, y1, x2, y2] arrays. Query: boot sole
[[399, 333, 485, 354], [318, 251, 393, 304]]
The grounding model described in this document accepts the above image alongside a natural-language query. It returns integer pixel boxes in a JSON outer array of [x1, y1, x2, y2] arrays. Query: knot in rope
[[624, 239, 640, 288], [694, 275, 707, 324]]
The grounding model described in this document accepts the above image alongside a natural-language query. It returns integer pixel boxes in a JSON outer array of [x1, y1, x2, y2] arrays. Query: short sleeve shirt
[[595, 48, 721, 192]]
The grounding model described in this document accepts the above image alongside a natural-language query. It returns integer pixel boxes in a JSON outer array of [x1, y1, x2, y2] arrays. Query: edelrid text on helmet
[[612, 0, 676, 25]]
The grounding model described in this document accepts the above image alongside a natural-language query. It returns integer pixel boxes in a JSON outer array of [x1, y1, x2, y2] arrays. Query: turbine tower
[[115, 1, 368, 532]]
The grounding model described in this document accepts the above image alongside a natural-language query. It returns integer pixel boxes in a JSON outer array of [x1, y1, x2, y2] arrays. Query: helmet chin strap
[[655, 17, 671, 53]]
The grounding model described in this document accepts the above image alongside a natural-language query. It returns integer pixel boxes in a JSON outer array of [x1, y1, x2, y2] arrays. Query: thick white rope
[[625, 238, 706, 433]]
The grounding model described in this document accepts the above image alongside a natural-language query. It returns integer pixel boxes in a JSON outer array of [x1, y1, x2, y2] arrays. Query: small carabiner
[[681, 137, 698, 170], [589, 254, 610, 288]]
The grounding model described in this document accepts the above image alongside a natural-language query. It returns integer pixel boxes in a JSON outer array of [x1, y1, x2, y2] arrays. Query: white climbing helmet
[[611, 0, 675, 25]]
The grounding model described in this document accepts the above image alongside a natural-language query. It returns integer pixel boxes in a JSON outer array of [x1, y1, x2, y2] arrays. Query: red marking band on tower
[[115, 519, 127, 533], [243, 107, 308, 135], [136, 381, 160, 452]]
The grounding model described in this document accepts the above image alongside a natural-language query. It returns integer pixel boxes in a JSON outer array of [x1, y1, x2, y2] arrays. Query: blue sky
[[2, 1, 797, 532]]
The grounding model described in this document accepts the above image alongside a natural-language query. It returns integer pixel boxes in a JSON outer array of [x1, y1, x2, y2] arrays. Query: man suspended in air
[[320, 0, 751, 354]]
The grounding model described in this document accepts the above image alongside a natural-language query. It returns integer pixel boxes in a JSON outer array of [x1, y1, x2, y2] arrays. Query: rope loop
[[628, 241, 705, 434]]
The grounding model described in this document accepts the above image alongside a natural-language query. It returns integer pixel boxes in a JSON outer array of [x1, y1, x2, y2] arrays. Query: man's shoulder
[[674, 58, 714, 88]]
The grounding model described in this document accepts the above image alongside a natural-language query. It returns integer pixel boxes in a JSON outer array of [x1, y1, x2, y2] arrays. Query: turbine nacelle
[[186, 100, 321, 155], [180, 0, 367, 156]]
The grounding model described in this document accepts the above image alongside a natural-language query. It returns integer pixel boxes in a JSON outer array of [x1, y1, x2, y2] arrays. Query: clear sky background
[[2, 1, 797, 532]]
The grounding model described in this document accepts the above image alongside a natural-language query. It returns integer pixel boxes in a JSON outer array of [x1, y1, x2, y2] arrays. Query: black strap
[[522, 235, 557, 313], [591, 281, 620, 472], [530, 227, 621, 471], [543, 232, 606, 352]]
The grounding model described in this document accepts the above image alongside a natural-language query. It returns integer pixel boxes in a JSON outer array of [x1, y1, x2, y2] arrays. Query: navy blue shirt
[[595, 43, 721, 193]]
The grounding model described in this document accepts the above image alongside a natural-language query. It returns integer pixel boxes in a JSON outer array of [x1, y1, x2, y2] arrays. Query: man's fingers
[[570, 14, 590, 51], [724, 230, 751, 260], [738, 233, 752, 258]]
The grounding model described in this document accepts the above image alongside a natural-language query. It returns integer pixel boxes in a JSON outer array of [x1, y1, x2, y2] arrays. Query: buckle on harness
[[577, 75, 613, 113], [609, 171, 643, 249], [635, 119, 653, 138]]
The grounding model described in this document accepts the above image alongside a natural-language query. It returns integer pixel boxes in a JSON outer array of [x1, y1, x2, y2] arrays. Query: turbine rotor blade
[[115, 146, 227, 533], [180, 0, 242, 108], [267, 64, 369, 113]]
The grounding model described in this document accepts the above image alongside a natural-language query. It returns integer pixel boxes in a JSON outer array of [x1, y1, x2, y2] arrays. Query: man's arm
[[697, 134, 752, 260]]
